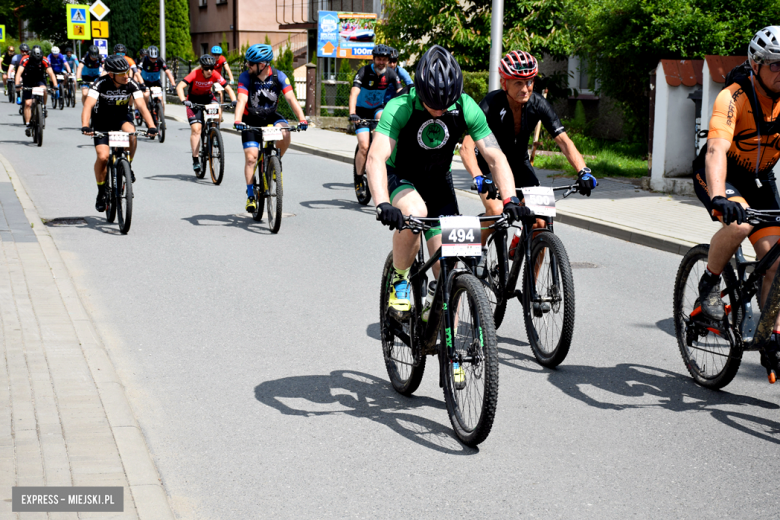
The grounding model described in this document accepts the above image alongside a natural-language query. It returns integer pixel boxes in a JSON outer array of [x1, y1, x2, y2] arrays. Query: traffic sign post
[[67, 5, 91, 40], [92, 21, 108, 38]]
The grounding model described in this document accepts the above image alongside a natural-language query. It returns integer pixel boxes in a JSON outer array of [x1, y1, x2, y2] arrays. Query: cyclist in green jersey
[[367, 45, 530, 316]]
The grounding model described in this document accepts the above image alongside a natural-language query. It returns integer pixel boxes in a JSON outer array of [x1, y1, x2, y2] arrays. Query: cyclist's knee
[[95, 149, 109, 163], [725, 221, 752, 239], [244, 150, 258, 164]]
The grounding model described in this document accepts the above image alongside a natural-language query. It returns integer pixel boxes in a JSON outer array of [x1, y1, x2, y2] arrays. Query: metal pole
[[159, 0, 166, 89], [488, 0, 504, 92]]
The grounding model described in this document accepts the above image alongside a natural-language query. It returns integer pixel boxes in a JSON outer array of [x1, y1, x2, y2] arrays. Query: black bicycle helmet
[[19, 43, 29, 53], [148, 45, 159, 59], [30, 46, 43, 62], [65, 46, 72, 53], [372, 44, 392, 58], [389, 47, 399, 62], [104, 55, 130, 73], [199, 54, 216, 68], [414, 45, 463, 110], [113, 43, 127, 55], [88, 45, 100, 58]]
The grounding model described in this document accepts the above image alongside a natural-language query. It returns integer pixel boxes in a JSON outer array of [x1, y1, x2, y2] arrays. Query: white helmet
[[51, 46, 60, 55], [748, 26, 780, 65]]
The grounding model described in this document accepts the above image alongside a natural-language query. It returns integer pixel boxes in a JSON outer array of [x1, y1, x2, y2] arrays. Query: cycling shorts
[[92, 116, 135, 146], [186, 99, 217, 126], [21, 81, 46, 101], [693, 167, 780, 244], [355, 106, 383, 134], [387, 165, 459, 241], [481, 155, 540, 190], [240, 113, 289, 149], [81, 75, 99, 86]]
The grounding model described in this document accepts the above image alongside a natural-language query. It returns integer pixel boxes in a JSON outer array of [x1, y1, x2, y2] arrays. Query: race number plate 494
[[440, 216, 481, 257], [261, 126, 283, 141], [205, 103, 220, 120], [520, 186, 556, 217], [108, 132, 130, 148]]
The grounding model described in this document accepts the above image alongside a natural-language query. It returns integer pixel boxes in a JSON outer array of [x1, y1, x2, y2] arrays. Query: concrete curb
[[161, 115, 701, 257], [0, 154, 176, 520]]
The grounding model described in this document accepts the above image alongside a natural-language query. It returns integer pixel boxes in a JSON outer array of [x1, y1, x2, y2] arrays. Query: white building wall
[[700, 60, 722, 154]]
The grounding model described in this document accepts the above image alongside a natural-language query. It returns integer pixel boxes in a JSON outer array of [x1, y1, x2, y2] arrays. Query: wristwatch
[[578, 167, 592, 177], [503, 196, 521, 206]]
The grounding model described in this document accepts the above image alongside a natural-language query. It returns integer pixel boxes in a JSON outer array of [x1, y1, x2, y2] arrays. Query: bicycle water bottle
[[508, 228, 522, 259], [421, 281, 437, 322], [16, 95, 21, 105]]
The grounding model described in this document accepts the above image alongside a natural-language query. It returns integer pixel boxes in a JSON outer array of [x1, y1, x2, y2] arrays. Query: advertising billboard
[[317, 11, 377, 59]]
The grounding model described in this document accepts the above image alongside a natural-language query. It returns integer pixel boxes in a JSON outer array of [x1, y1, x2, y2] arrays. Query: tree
[[567, 0, 780, 143], [110, 0, 141, 57], [139, 0, 194, 58], [378, 0, 571, 71], [20, 0, 68, 45]]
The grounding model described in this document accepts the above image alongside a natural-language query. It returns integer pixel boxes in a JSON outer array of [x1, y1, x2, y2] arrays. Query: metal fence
[[320, 71, 352, 116]]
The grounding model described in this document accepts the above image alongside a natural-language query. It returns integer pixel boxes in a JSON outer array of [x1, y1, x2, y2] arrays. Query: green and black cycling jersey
[[376, 87, 492, 175]]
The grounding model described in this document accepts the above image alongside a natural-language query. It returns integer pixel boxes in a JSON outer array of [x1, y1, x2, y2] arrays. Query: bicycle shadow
[[181, 213, 273, 234], [44, 215, 127, 236], [509, 361, 780, 445], [254, 369, 477, 454], [146, 173, 214, 185], [366, 322, 380, 340], [298, 199, 373, 215], [322, 182, 353, 191]]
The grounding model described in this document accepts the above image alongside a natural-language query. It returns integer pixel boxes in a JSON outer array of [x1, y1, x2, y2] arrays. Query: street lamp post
[[159, 0, 166, 88], [488, 0, 504, 91]]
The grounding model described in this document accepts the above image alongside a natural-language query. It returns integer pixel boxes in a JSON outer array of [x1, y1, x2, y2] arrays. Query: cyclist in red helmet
[[460, 50, 597, 243]]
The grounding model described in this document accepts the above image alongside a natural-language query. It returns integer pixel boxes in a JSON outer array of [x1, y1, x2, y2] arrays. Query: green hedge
[[463, 71, 489, 102]]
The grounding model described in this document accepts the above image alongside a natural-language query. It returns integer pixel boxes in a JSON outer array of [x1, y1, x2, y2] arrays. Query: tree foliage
[[567, 0, 780, 142], [378, 0, 571, 70], [139, 0, 194, 59], [20, 0, 68, 46], [110, 0, 141, 57]]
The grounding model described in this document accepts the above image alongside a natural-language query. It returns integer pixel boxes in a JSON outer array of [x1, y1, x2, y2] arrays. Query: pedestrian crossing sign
[[66, 5, 91, 40]]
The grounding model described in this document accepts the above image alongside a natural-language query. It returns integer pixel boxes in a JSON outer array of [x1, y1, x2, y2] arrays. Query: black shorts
[[21, 81, 46, 101], [240, 113, 289, 149], [693, 168, 780, 244], [387, 165, 459, 241], [481, 155, 540, 189], [355, 106, 383, 134], [93, 114, 135, 146]]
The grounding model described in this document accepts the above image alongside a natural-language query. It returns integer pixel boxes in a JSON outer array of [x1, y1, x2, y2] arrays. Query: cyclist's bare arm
[[14, 65, 24, 87], [76, 63, 83, 82], [349, 86, 360, 115], [553, 132, 587, 172], [47, 67, 57, 87], [460, 135, 483, 179], [81, 96, 97, 129], [475, 133, 516, 201], [165, 69, 176, 86], [366, 132, 396, 205], [223, 84, 237, 103], [282, 89, 305, 121], [234, 92, 249, 124], [705, 138, 731, 200], [175, 81, 187, 102]]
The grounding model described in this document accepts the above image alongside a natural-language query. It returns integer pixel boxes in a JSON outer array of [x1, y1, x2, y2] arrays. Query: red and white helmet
[[499, 51, 538, 80]]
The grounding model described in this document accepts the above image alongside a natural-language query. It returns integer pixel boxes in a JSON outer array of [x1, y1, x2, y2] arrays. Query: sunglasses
[[770, 63, 780, 73], [113, 72, 128, 77], [202, 66, 214, 71]]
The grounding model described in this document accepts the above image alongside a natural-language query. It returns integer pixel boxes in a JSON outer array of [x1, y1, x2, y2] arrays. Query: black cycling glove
[[503, 200, 533, 223], [577, 168, 598, 197], [376, 202, 404, 231], [146, 127, 158, 137], [473, 175, 498, 200], [183, 100, 192, 108], [711, 196, 747, 226], [349, 113, 361, 123], [81, 126, 92, 135]]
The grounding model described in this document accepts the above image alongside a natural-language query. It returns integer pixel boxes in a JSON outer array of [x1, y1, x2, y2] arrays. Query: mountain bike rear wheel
[[380, 251, 425, 395], [522, 231, 575, 368], [207, 127, 225, 185], [58, 91, 64, 110], [35, 104, 44, 147], [154, 101, 166, 143], [674, 244, 742, 389], [266, 155, 283, 234], [353, 145, 372, 206], [442, 273, 499, 447], [115, 158, 133, 234]]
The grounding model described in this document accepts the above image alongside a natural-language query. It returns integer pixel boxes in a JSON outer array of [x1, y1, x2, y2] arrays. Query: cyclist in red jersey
[[15, 46, 57, 135], [176, 54, 237, 172], [211, 46, 234, 84]]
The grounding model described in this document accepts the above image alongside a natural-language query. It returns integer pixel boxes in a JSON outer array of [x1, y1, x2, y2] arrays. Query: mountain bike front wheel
[[251, 161, 264, 222], [106, 163, 117, 224], [115, 158, 133, 234], [522, 231, 575, 368], [673, 244, 742, 389], [484, 230, 510, 329], [265, 155, 283, 234], [353, 145, 372, 206], [207, 127, 225, 185], [380, 251, 425, 396], [35, 104, 44, 147], [442, 273, 499, 447]]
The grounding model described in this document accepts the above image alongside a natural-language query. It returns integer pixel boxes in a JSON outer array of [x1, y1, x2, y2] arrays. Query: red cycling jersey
[[214, 55, 228, 76], [183, 68, 227, 103]]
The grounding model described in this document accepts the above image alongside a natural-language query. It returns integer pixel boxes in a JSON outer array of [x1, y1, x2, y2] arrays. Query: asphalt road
[[1, 100, 779, 519]]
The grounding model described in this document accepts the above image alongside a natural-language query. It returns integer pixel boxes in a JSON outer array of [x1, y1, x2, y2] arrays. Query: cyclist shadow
[[322, 182, 353, 190], [512, 361, 780, 445], [298, 199, 374, 215], [255, 369, 477, 455], [181, 213, 274, 234], [146, 173, 214, 185], [53, 216, 126, 235]]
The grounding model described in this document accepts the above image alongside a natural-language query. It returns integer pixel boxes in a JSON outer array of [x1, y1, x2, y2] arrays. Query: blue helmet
[[246, 44, 273, 64], [211, 45, 223, 55]]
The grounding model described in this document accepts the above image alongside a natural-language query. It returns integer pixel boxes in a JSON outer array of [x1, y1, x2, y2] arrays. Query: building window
[[201, 43, 209, 56], [568, 55, 599, 98], [198, 0, 206, 6], [215, 0, 227, 4]]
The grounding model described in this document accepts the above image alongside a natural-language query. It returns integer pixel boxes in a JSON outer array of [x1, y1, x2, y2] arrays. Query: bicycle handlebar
[[188, 102, 234, 109], [746, 208, 780, 225], [469, 180, 582, 199], [87, 130, 156, 139], [238, 124, 303, 133], [388, 214, 510, 234]]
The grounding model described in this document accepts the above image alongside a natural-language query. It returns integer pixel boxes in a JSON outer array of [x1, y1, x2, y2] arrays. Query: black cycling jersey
[[88, 76, 143, 130], [475, 89, 565, 184], [353, 64, 401, 111], [1, 53, 13, 73]]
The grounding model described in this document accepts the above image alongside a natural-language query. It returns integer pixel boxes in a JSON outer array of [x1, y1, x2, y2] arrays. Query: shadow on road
[[299, 199, 373, 215], [147, 173, 214, 185], [322, 182, 353, 191], [43, 215, 127, 236], [505, 361, 780, 444], [255, 369, 477, 455], [182, 213, 273, 234], [366, 322, 380, 340]]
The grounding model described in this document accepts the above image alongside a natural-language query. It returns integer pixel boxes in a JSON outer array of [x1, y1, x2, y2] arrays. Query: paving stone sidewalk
[[0, 154, 174, 520]]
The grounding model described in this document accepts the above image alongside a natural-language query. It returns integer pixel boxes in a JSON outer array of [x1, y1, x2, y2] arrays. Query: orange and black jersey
[[709, 79, 780, 179]]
